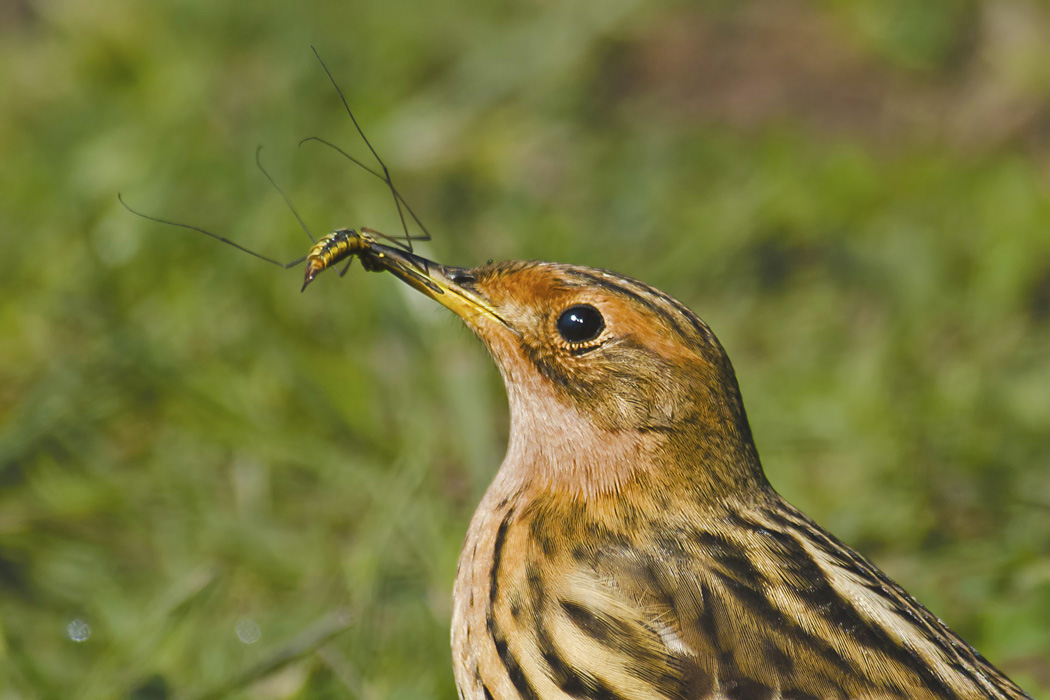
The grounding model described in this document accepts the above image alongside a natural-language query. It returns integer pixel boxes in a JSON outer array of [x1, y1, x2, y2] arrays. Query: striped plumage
[[361, 251, 1032, 700], [454, 487, 1028, 700]]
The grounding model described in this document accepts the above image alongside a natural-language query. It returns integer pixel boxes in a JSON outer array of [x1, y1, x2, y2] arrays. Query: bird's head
[[366, 244, 766, 499]]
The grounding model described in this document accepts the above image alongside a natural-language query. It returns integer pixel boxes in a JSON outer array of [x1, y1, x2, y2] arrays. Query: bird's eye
[[556, 304, 605, 344]]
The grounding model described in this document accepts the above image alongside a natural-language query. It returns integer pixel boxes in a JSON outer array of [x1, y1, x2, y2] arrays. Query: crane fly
[[119, 47, 432, 292]]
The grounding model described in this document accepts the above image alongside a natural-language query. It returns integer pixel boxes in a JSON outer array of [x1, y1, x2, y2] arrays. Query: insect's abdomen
[[302, 228, 372, 290]]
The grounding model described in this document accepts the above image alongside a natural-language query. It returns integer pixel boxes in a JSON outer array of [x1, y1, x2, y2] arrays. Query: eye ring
[[556, 304, 605, 344]]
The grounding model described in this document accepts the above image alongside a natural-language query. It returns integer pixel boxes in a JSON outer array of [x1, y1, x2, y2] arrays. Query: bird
[[353, 242, 1034, 700]]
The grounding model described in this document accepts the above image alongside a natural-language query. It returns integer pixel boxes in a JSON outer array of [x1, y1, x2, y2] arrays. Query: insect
[[120, 47, 431, 291], [300, 227, 379, 290]]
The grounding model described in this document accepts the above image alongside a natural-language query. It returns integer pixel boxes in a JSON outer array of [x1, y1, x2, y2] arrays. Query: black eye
[[556, 304, 605, 344]]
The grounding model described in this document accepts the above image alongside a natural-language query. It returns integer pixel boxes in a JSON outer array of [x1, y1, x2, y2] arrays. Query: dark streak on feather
[[537, 622, 630, 700]]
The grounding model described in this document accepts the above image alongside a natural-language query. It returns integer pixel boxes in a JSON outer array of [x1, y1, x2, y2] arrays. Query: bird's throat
[[494, 349, 662, 499]]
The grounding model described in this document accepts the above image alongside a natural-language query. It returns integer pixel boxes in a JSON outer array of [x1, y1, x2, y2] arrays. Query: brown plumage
[[354, 244, 1032, 700]]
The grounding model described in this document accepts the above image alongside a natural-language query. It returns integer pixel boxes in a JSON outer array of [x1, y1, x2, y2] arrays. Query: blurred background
[[2, 0, 1049, 697]]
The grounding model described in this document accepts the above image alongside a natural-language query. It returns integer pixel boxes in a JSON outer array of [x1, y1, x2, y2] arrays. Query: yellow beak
[[361, 243, 513, 332]]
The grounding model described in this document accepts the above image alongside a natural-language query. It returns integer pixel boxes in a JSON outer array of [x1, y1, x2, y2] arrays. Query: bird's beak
[[360, 242, 513, 332]]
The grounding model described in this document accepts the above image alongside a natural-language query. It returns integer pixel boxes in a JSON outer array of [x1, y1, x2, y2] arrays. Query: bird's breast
[[449, 473, 704, 700], [451, 485, 519, 700]]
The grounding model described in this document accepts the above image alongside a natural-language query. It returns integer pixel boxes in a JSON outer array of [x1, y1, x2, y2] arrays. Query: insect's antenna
[[299, 136, 432, 249], [256, 145, 315, 244], [118, 193, 306, 269], [310, 46, 426, 250]]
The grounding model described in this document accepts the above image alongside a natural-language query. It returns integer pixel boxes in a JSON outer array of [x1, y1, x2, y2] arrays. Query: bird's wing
[[538, 502, 1031, 700]]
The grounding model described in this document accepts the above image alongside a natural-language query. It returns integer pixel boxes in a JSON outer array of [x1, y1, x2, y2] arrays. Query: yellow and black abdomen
[[301, 228, 375, 290]]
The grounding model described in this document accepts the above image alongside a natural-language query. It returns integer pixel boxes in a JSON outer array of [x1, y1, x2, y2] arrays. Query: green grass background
[[1, 0, 1049, 697]]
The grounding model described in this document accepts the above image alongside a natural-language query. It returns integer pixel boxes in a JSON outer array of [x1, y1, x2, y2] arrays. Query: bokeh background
[[2, 0, 1049, 697]]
